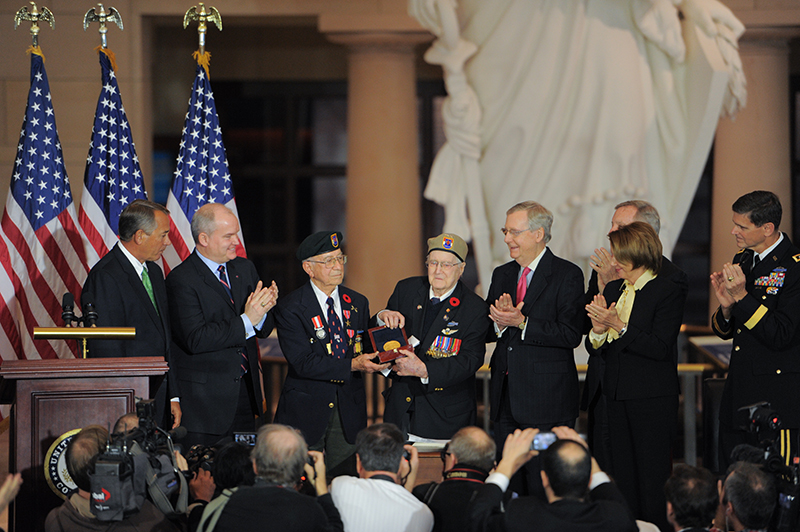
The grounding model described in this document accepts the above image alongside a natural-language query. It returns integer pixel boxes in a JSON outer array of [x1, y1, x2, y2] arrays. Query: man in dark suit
[[664, 465, 720, 532], [710, 191, 800, 469], [376, 233, 489, 440], [167, 203, 278, 448], [582, 200, 688, 473], [468, 426, 637, 532], [274, 231, 387, 476], [81, 199, 180, 429], [209, 424, 342, 532], [413, 426, 496, 532], [486, 201, 584, 495]]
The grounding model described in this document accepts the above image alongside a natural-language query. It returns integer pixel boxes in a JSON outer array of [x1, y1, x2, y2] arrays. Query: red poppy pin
[[342, 294, 352, 303], [449, 297, 460, 307]]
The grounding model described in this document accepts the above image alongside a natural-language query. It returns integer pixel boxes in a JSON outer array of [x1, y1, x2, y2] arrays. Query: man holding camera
[[201, 424, 342, 532], [45, 425, 179, 532], [468, 426, 637, 532], [330, 423, 433, 532]]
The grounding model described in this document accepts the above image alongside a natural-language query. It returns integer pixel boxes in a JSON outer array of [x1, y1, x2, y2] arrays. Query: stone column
[[326, 29, 432, 308], [710, 38, 791, 317]]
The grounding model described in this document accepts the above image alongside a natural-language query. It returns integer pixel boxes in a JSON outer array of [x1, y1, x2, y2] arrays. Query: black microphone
[[61, 293, 75, 326], [168, 426, 188, 441], [83, 302, 98, 328]]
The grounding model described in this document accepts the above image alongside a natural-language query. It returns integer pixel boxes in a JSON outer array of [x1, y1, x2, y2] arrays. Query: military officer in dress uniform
[[711, 190, 800, 470]]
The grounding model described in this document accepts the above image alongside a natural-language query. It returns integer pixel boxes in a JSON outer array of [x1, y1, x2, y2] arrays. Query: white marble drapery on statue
[[411, 0, 745, 295]]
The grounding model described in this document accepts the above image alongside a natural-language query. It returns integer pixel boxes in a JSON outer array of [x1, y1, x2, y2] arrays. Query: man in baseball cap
[[374, 233, 490, 440]]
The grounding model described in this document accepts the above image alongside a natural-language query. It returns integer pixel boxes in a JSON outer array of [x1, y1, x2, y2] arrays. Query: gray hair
[[252, 424, 308, 486], [190, 203, 232, 243], [448, 427, 496, 472], [507, 201, 553, 243], [615, 200, 661, 235], [118, 199, 169, 242]]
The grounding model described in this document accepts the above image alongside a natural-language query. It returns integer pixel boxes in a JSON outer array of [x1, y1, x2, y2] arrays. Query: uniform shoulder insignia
[[793, 254, 800, 263], [735, 249, 746, 255]]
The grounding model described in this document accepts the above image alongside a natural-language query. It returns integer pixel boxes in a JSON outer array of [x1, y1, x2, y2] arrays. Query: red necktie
[[516, 266, 531, 305]]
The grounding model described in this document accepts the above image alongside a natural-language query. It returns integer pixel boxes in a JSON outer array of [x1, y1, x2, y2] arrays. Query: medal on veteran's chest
[[312, 315, 327, 339], [427, 335, 462, 359]]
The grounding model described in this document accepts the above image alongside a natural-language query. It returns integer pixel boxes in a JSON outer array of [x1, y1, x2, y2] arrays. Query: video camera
[[734, 402, 800, 532], [89, 400, 188, 521]]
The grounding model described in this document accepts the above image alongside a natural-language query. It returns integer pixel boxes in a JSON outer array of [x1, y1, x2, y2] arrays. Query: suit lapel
[[195, 252, 235, 310]]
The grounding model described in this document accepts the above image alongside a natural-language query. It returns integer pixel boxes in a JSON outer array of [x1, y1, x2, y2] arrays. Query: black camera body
[[89, 400, 187, 521], [735, 402, 800, 532]]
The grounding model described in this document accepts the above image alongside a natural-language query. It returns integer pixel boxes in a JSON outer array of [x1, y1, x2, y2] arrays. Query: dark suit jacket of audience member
[[468, 481, 638, 532], [166, 251, 273, 435], [413, 469, 496, 532], [81, 243, 178, 426], [581, 257, 688, 409], [274, 282, 370, 446], [212, 482, 343, 532], [485, 249, 584, 425], [378, 277, 490, 440]]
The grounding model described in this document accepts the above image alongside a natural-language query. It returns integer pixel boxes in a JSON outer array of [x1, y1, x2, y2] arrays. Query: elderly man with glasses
[[275, 231, 389, 477], [375, 233, 490, 440], [485, 201, 585, 498]]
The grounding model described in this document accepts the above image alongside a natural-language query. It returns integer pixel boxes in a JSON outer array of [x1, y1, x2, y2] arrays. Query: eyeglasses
[[426, 260, 461, 271], [306, 255, 347, 268], [501, 227, 531, 237]]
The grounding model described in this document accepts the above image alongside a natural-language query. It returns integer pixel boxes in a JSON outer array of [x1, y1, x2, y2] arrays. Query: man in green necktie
[[81, 199, 181, 429]]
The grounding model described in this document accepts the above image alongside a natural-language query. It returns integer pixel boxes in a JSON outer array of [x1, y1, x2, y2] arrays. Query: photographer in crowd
[[413, 426, 496, 532], [45, 425, 179, 532], [469, 426, 637, 532], [330, 423, 433, 532], [664, 465, 720, 532], [197, 424, 341, 532], [719, 462, 776, 532]]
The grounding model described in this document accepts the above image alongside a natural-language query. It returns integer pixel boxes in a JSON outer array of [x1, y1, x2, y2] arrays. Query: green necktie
[[141, 267, 159, 314]]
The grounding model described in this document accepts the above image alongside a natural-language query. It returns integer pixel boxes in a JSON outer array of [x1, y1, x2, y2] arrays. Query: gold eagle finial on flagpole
[[183, 3, 222, 56], [83, 4, 123, 49], [14, 2, 55, 48]]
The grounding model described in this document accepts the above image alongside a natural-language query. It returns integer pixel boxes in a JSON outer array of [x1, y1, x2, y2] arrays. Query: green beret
[[297, 231, 343, 261], [427, 233, 467, 262]]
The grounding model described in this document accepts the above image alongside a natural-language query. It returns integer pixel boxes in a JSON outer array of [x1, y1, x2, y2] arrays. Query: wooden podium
[[0, 356, 168, 532]]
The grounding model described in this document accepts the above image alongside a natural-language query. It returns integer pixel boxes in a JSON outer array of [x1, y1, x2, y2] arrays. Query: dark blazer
[[486, 249, 584, 425], [585, 271, 687, 401], [712, 234, 800, 428], [468, 481, 638, 532], [166, 251, 273, 435], [581, 257, 688, 409], [413, 471, 490, 532], [81, 243, 178, 425], [274, 282, 370, 446], [214, 483, 343, 532], [379, 277, 489, 439]]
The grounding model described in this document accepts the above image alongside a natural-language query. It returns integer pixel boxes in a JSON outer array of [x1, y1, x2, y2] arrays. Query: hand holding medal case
[[368, 326, 412, 363]]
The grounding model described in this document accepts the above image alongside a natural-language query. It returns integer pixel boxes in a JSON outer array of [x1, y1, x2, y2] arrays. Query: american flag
[[0, 48, 88, 361], [79, 48, 147, 267], [162, 58, 245, 273]]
